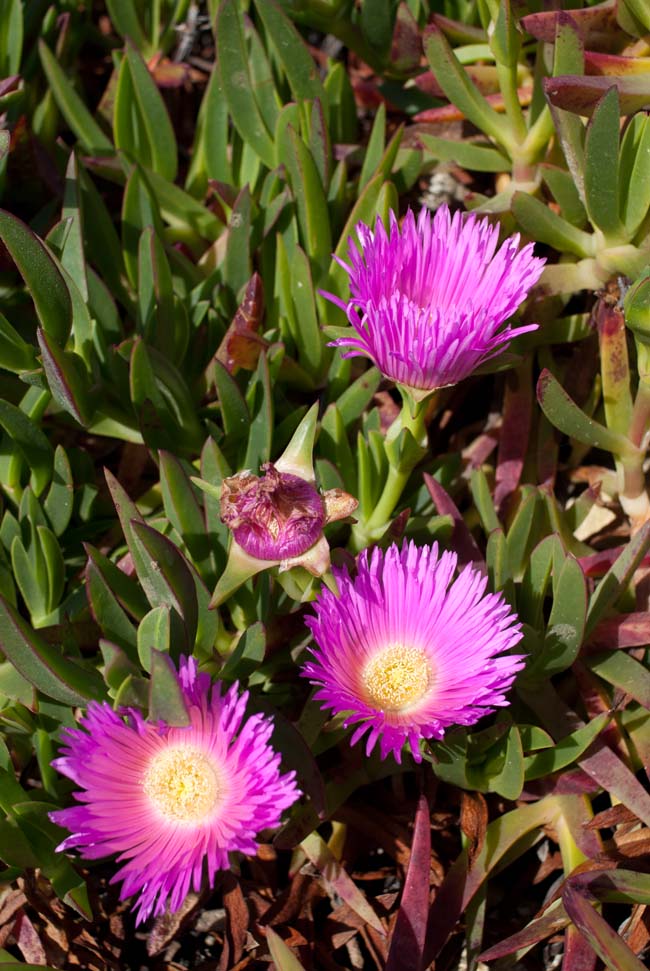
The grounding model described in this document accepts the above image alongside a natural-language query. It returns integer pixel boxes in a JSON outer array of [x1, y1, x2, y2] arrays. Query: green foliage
[[1, 3, 650, 969]]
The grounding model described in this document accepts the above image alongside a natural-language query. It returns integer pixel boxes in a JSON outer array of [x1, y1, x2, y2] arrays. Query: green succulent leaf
[[584, 86, 624, 241], [38, 41, 113, 155], [0, 596, 103, 705], [114, 41, 177, 181], [149, 649, 191, 726], [216, 0, 275, 168], [0, 210, 72, 347]]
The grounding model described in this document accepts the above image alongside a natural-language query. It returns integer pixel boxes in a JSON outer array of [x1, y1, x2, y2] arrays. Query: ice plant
[[50, 657, 299, 924], [324, 205, 545, 398], [302, 541, 525, 763]]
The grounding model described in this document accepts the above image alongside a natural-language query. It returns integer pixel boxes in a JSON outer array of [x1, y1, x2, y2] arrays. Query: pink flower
[[220, 463, 325, 560], [50, 658, 299, 924], [323, 206, 545, 396], [302, 542, 525, 763]]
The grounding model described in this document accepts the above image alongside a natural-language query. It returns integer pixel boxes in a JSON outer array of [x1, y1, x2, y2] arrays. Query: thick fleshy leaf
[[0, 596, 103, 705], [537, 368, 634, 458], [512, 193, 594, 258], [545, 74, 650, 119], [38, 40, 113, 155], [584, 87, 624, 240], [148, 649, 190, 726], [423, 22, 511, 151], [114, 41, 177, 181], [0, 398, 53, 497], [159, 451, 215, 584], [586, 522, 650, 635], [419, 132, 510, 173], [0, 311, 38, 373], [37, 328, 91, 426], [523, 713, 609, 781], [216, 0, 274, 168], [563, 883, 648, 971], [588, 651, 650, 709], [386, 792, 431, 971], [265, 927, 307, 971], [137, 605, 171, 671], [130, 521, 199, 651], [0, 210, 72, 347], [254, 0, 325, 105]]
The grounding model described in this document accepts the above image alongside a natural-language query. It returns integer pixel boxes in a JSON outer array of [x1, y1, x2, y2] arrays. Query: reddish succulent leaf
[[414, 87, 531, 123], [494, 362, 533, 512], [586, 51, 650, 75], [544, 75, 650, 117], [385, 793, 431, 971], [563, 882, 648, 971], [422, 800, 555, 965], [423, 473, 485, 571], [522, 3, 622, 51], [578, 548, 650, 577], [563, 925, 599, 971], [479, 897, 571, 961], [414, 65, 502, 99], [586, 613, 650, 651], [390, 2, 421, 72]]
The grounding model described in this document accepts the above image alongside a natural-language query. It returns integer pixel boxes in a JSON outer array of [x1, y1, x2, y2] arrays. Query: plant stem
[[496, 62, 527, 144], [351, 392, 428, 549]]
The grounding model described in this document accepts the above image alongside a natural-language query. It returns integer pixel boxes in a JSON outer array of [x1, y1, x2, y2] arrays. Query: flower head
[[221, 463, 325, 560], [50, 657, 299, 924], [204, 404, 358, 607], [302, 541, 525, 763], [324, 205, 545, 397]]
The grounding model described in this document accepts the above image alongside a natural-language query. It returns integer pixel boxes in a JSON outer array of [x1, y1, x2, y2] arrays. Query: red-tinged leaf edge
[[386, 792, 431, 971], [423, 473, 486, 572], [0, 595, 103, 706], [0, 209, 72, 346]]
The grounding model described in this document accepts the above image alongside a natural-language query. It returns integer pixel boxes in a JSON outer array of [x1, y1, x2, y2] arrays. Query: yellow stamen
[[143, 745, 221, 824], [362, 645, 432, 712]]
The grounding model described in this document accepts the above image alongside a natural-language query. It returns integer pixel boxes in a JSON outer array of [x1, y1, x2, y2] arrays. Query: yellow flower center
[[362, 645, 432, 712], [143, 745, 221, 824]]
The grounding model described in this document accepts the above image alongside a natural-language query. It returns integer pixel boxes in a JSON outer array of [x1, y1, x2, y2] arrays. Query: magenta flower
[[220, 463, 325, 560], [302, 542, 525, 763], [324, 206, 545, 396], [50, 658, 299, 924]]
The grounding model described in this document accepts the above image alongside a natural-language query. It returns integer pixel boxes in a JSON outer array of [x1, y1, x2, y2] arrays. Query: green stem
[[520, 105, 554, 165], [351, 392, 428, 549], [496, 61, 527, 144]]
